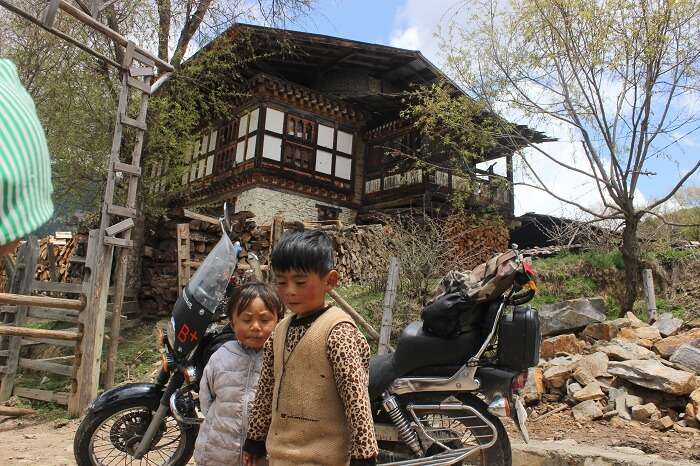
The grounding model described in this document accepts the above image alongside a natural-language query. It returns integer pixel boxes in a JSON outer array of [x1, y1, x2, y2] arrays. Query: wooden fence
[[0, 235, 137, 416]]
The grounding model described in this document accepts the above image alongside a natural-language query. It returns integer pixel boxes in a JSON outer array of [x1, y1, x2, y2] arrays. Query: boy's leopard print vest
[[267, 306, 354, 466]]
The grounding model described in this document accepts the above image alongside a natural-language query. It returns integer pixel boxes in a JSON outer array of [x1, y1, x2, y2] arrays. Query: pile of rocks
[[524, 297, 700, 432]]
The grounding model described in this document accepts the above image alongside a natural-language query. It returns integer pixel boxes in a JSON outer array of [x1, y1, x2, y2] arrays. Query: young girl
[[194, 281, 284, 466]]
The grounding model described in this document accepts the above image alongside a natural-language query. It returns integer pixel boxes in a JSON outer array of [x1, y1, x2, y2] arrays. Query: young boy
[[243, 230, 378, 466]]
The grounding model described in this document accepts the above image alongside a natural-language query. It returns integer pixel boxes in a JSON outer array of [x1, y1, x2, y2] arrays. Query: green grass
[[533, 249, 625, 272], [562, 276, 597, 297], [581, 250, 624, 269], [14, 397, 69, 421], [656, 298, 686, 318], [113, 324, 162, 383]]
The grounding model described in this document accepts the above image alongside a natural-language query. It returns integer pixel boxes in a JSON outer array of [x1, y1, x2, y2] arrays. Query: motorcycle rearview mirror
[[221, 202, 234, 237]]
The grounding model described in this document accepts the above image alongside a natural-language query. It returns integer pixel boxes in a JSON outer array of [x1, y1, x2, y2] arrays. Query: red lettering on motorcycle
[[177, 324, 191, 343], [189, 330, 199, 343]]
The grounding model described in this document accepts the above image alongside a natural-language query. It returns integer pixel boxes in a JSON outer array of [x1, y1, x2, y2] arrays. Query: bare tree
[[427, 0, 700, 314]]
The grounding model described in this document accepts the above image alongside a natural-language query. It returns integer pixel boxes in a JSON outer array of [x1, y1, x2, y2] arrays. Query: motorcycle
[[74, 204, 541, 466]]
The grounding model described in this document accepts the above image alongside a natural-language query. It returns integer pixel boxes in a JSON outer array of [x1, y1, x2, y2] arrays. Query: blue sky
[[288, 1, 699, 217]]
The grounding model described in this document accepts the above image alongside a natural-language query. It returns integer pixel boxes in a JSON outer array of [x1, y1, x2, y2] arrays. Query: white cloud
[[390, 27, 421, 50], [389, 0, 462, 61]]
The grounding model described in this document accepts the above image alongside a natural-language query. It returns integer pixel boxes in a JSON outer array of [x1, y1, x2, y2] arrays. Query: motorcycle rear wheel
[[74, 399, 197, 466], [377, 395, 511, 466]]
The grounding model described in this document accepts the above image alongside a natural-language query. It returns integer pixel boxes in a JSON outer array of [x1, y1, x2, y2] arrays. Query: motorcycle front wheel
[[377, 395, 511, 466], [73, 399, 197, 466]]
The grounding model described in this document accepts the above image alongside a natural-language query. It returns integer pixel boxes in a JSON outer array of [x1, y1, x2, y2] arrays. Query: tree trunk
[[620, 216, 641, 316]]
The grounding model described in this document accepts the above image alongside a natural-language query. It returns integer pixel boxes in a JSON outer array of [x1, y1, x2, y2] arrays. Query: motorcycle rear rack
[[378, 403, 498, 466]]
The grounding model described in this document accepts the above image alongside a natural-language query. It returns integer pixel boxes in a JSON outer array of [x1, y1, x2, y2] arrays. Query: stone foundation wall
[[234, 187, 357, 225]]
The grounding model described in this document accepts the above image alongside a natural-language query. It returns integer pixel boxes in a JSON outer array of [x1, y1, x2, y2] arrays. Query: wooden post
[[378, 257, 399, 355], [46, 241, 58, 283], [328, 289, 394, 351], [271, 214, 285, 248], [268, 214, 285, 282], [0, 237, 39, 401], [102, 248, 127, 389], [642, 269, 657, 321], [177, 224, 191, 291], [69, 230, 114, 417]]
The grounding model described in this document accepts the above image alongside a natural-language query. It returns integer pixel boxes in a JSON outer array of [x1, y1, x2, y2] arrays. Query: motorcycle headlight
[[167, 317, 176, 349]]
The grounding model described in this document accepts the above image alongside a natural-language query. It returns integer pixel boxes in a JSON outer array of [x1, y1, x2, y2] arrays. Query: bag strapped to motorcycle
[[421, 251, 519, 339]]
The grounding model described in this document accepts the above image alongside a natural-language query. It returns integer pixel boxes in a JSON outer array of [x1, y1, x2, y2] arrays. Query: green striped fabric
[[0, 59, 54, 245]]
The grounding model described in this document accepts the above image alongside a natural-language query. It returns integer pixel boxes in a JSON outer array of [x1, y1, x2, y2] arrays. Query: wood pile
[[34, 236, 83, 282], [140, 211, 271, 317], [332, 224, 393, 283], [0, 235, 84, 291], [445, 214, 509, 269]]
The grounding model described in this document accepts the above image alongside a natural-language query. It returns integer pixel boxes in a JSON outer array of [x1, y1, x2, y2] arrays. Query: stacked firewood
[[34, 236, 82, 282], [333, 224, 392, 283], [140, 212, 272, 317], [445, 214, 509, 269]]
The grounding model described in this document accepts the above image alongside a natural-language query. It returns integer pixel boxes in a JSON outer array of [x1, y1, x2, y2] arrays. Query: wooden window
[[317, 204, 341, 221], [287, 115, 315, 144], [315, 149, 333, 175], [337, 130, 353, 154], [260, 106, 355, 187], [335, 155, 352, 180], [284, 141, 314, 170], [317, 124, 334, 148], [208, 130, 217, 152], [265, 108, 284, 133], [262, 134, 282, 161]]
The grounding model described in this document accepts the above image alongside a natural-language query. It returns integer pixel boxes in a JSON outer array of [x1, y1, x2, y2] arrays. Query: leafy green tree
[[414, 0, 700, 314], [0, 0, 315, 216]]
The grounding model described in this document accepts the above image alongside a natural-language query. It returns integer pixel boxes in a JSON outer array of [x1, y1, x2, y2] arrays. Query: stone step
[[512, 439, 700, 466]]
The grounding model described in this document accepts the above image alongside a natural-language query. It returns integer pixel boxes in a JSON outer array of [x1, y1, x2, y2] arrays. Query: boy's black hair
[[228, 281, 285, 320], [270, 229, 335, 276]]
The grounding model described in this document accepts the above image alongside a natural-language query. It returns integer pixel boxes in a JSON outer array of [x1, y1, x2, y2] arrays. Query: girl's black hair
[[228, 281, 285, 320], [270, 229, 335, 276]]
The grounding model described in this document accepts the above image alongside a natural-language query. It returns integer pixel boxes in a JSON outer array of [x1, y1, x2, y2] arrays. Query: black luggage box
[[497, 305, 541, 371]]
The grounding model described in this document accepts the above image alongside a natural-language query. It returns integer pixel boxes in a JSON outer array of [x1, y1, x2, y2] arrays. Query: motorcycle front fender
[[88, 383, 163, 415]]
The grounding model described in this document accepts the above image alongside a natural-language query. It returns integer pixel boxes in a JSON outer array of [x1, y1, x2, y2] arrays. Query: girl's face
[[232, 297, 277, 349]]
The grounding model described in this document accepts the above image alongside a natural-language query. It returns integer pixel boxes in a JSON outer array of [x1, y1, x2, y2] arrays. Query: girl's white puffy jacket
[[194, 340, 263, 466]]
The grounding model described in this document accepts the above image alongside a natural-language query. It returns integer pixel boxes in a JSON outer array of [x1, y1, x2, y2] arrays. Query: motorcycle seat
[[368, 321, 483, 400]]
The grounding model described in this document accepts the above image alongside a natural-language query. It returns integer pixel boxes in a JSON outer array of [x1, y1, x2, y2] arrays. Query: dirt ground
[[1, 409, 700, 465], [0, 416, 196, 466], [504, 408, 700, 463]]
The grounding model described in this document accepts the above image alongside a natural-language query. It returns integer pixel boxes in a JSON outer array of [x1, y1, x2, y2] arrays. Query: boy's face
[[275, 269, 338, 316], [232, 297, 278, 349]]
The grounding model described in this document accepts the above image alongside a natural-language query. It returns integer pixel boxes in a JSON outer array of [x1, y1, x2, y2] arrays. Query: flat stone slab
[[539, 297, 607, 336], [512, 439, 700, 466]]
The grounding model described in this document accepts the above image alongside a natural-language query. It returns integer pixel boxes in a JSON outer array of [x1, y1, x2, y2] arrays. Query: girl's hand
[[242, 452, 258, 466]]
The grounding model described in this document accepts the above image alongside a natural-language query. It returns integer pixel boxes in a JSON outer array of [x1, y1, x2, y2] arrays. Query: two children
[[194, 282, 284, 466], [195, 229, 379, 466]]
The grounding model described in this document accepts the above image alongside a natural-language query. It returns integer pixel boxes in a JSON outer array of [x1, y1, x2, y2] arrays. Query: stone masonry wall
[[234, 187, 357, 225]]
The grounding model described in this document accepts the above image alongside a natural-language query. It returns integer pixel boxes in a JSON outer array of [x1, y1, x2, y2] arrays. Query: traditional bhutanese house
[[163, 24, 549, 225]]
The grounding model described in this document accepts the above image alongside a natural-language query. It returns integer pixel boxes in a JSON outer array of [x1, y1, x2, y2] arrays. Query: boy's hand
[[242, 452, 258, 466]]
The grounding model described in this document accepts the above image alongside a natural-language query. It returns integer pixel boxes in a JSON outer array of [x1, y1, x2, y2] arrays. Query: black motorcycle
[[74, 204, 541, 466]]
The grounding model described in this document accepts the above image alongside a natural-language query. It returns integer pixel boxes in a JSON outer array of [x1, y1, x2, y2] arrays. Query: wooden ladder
[[68, 41, 155, 416]]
